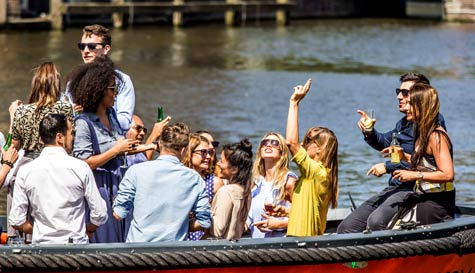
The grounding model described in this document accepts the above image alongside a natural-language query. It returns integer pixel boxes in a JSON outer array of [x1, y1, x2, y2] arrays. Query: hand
[[381, 146, 409, 162], [356, 109, 376, 132], [367, 163, 387, 177], [253, 214, 273, 232], [1, 146, 19, 164], [392, 170, 417, 182], [73, 104, 84, 114], [290, 79, 312, 104], [149, 116, 172, 141], [114, 137, 139, 155], [271, 205, 290, 217]]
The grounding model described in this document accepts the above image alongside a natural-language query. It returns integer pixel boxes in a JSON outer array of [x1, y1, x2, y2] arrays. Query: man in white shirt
[[9, 114, 107, 244]]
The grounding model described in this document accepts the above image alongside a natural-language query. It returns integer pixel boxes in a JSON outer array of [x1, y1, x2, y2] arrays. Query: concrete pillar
[[276, 0, 289, 25], [49, 0, 63, 30], [0, 0, 6, 25], [173, 0, 183, 27], [112, 0, 125, 28]]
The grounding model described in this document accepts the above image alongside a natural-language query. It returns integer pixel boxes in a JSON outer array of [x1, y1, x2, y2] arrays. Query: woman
[[286, 79, 339, 236], [393, 83, 455, 225], [248, 132, 297, 238], [12, 62, 73, 158], [69, 57, 137, 243], [196, 130, 224, 194], [209, 138, 253, 240], [182, 133, 214, 240]]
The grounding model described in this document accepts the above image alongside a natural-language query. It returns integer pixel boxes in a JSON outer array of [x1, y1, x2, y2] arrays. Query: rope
[[1, 229, 475, 271]]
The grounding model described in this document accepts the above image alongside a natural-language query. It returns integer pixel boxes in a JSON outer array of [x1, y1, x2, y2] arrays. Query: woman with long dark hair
[[209, 139, 253, 240], [393, 83, 455, 224]]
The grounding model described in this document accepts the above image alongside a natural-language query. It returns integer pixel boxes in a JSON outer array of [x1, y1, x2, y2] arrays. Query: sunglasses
[[108, 85, 118, 93], [132, 124, 147, 134], [396, 88, 410, 97], [303, 134, 319, 146], [193, 149, 214, 158], [77, 42, 107, 51], [211, 141, 220, 148], [260, 139, 280, 148]]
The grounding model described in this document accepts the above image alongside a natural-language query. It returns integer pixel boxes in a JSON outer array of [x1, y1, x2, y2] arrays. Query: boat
[[1, 205, 474, 272]]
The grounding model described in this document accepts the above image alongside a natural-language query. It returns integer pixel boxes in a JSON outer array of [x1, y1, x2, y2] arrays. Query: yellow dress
[[287, 147, 331, 236]]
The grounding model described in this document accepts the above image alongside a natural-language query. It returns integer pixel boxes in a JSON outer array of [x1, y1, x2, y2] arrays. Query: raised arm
[[286, 79, 312, 156]]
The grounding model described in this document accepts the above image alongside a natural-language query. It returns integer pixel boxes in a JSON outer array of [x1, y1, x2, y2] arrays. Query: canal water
[[0, 18, 474, 212]]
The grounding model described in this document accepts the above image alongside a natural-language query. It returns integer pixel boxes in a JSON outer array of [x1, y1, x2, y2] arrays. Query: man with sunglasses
[[75, 24, 135, 131], [337, 73, 446, 233], [125, 115, 171, 165]]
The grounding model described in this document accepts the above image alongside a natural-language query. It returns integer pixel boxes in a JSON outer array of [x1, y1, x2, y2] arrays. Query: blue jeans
[[337, 186, 413, 233]]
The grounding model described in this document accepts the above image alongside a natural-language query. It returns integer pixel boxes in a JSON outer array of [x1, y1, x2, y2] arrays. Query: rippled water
[[0, 18, 474, 209]]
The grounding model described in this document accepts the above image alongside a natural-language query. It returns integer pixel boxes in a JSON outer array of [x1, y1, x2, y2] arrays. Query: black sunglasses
[[132, 124, 147, 134], [77, 42, 107, 51], [193, 149, 214, 158], [260, 139, 280, 148], [395, 88, 409, 97], [211, 141, 220, 148]]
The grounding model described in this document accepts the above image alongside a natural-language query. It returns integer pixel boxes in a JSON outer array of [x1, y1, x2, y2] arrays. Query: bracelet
[[1, 159, 14, 168]]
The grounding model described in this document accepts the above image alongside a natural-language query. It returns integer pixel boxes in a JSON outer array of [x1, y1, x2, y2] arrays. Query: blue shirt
[[73, 110, 125, 159], [114, 70, 135, 131], [364, 114, 446, 187], [113, 155, 211, 242]]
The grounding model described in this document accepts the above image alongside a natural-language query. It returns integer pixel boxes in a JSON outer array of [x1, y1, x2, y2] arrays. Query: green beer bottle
[[157, 106, 164, 122], [3, 133, 12, 151]]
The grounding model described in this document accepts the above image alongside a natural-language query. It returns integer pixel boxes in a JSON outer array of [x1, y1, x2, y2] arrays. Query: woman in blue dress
[[68, 57, 138, 243]]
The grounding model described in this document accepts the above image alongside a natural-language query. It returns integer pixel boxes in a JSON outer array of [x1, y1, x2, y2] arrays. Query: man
[[337, 73, 446, 233], [76, 24, 135, 131], [9, 114, 107, 244], [125, 114, 172, 165], [113, 122, 211, 242]]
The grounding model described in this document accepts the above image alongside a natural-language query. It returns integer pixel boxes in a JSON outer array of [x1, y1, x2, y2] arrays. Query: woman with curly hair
[[69, 57, 137, 243], [209, 138, 253, 240], [247, 132, 297, 238]]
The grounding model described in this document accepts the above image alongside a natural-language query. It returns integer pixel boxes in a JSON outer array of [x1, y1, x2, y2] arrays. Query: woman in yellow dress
[[285, 79, 339, 236]]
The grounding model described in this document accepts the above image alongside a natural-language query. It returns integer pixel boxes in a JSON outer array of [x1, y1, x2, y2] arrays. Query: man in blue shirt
[[113, 123, 211, 242], [76, 24, 135, 131], [337, 73, 446, 233]]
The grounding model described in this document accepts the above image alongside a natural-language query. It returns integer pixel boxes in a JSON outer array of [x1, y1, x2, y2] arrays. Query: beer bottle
[[390, 132, 400, 164], [3, 133, 12, 151], [157, 107, 164, 122]]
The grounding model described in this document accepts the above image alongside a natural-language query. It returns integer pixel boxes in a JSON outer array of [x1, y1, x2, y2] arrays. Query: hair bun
[[239, 138, 253, 156]]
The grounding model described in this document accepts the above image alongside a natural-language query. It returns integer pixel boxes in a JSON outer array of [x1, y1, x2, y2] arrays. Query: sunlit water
[[0, 18, 474, 212]]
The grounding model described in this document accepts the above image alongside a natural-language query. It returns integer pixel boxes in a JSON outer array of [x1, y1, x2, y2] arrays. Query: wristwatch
[[417, 171, 424, 180]]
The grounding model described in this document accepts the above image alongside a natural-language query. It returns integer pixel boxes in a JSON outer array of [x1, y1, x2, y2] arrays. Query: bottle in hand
[[390, 132, 400, 164]]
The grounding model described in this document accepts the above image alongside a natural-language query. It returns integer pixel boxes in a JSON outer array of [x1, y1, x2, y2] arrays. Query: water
[[1, 18, 474, 210]]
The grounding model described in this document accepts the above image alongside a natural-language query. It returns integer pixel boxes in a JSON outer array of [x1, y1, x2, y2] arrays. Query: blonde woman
[[286, 79, 339, 236], [183, 133, 215, 240], [248, 132, 297, 238]]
